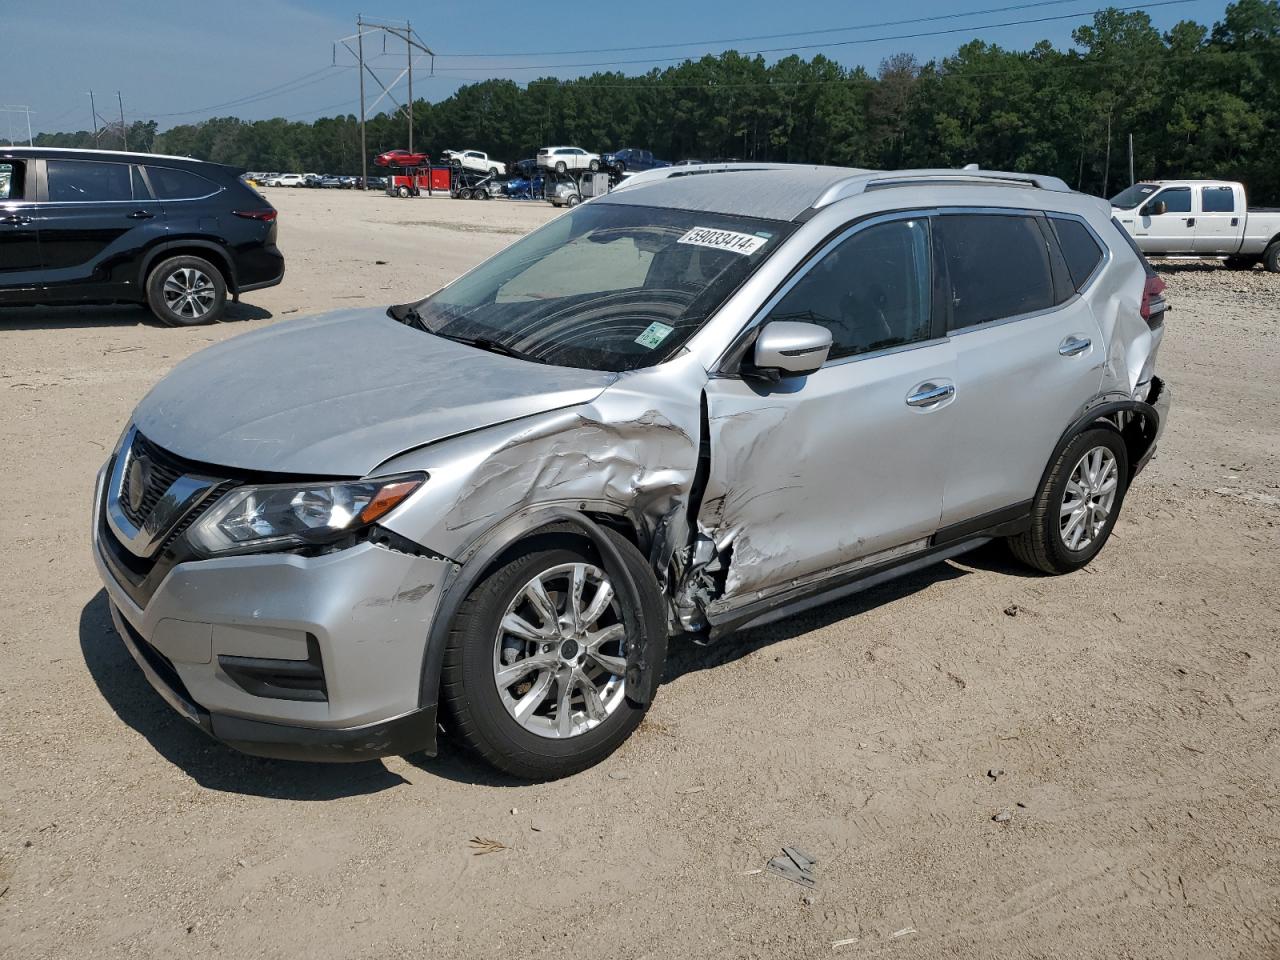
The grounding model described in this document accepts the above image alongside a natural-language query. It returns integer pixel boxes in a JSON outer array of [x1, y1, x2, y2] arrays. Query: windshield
[[406, 202, 794, 371], [1110, 182, 1160, 209]]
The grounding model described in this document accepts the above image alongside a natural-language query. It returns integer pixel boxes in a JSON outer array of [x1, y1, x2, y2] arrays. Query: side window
[[1202, 186, 1235, 213], [1050, 218, 1105, 291], [0, 161, 24, 200], [765, 218, 932, 361], [145, 166, 216, 200], [46, 159, 136, 202], [1149, 187, 1191, 214], [936, 214, 1055, 329]]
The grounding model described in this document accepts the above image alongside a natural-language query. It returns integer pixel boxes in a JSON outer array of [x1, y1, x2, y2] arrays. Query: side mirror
[[1143, 200, 1167, 217], [748, 321, 832, 380]]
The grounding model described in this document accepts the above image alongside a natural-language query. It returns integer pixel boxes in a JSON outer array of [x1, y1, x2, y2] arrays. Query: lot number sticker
[[678, 226, 767, 256], [635, 321, 675, 349]]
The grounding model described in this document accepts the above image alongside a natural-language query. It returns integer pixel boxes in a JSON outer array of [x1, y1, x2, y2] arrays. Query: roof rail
[[610, 162, 795, 193], [814, 168, 1072, 208]]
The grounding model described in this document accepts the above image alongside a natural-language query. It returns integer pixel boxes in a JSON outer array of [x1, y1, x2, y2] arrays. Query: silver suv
[[92, 165, 1170, 779]]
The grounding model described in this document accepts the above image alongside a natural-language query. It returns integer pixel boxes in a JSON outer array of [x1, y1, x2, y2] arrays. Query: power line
[[435, 0, 1097, 59], [428, 0, 1198, 73]]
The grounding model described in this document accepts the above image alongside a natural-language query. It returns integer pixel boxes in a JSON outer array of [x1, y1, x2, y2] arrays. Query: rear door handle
[[1059, 336, 1092, 357], [126, 209, 155, 220], [0, 214, 33, 225], [906, 383, 955, 408], [1186, 217, 1196, 227]]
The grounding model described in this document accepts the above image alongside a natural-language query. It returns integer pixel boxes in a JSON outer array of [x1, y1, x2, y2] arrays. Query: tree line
[[28, 1, 1280, 203]]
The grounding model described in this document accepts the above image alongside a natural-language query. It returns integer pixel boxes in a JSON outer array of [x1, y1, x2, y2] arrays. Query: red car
[[375, 149, 430, 168]]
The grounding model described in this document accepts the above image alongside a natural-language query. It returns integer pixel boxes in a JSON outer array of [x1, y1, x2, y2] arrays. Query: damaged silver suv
[[93, 164, 1170, 779]]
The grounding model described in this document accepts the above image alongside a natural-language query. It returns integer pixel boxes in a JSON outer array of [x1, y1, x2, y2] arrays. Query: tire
[[616, 161, 626, 174], [1263, 241, 1280, 273], [145, 255, 227, 327], [488, 167, 498, 177], [441, 530, 668, 780], [458, 188, 473, 200], [555, 161, 567, 174], [397, 185, 410, 198], [588, 159, 600, 172], [1008, 427, 1129, 575], [566, 194, 581, 208]]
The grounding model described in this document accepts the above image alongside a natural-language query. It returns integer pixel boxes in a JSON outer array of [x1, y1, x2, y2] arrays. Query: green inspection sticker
[[635, 321, 675, 349]]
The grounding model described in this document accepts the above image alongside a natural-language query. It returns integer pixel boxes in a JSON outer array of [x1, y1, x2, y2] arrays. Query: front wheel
[[588, 159, 600, 171], [1008, 428, 1129, 574], [145, 255, 227, 326], [441, 532, 667, 780], [396, 185, 410, 198], [555, 161, 567, 174]]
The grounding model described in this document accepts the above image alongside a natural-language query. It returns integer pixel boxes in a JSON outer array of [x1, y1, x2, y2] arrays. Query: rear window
[[1202, 185, 1235, 213], [47, 159, 137, 202], [1050, 218, 1105, 291], [146, 166, 218, 200], [935, 214, 1055, 329]]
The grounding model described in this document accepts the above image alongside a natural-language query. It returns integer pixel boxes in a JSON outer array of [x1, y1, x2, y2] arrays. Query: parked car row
[[251, 172, 387, 190]]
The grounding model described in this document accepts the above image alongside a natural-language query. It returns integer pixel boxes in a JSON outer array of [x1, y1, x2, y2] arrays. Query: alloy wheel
[[492, 562, 628, 739], [161, 267, 216, 320], [1060, 445, 1119, 551]]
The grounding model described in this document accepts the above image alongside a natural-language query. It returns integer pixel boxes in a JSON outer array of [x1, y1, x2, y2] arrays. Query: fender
[[137, 238, 239, 294], [414, 504, 662, 754]]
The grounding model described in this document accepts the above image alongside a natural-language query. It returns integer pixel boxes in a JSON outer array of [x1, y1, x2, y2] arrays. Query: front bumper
[[92, 463, 452, 762]]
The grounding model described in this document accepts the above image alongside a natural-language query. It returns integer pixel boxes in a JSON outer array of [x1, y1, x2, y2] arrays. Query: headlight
[[188, 474, 424, 557]]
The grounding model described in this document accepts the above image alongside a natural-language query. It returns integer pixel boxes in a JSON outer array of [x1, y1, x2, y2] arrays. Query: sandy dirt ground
[[1, 187, 1278, 959]]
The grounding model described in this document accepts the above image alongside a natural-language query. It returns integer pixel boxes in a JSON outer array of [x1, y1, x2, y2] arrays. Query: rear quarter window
[[0, 161, 23, 200], [1050, 218, 1105, 291], [145, 166, 218, 200]]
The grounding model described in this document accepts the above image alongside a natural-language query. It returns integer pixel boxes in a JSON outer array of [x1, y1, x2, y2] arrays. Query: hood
[[132, 309, 617, 476]]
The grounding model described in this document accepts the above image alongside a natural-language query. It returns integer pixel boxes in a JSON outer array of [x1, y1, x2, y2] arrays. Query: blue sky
[[1, 0, 1233, 136]]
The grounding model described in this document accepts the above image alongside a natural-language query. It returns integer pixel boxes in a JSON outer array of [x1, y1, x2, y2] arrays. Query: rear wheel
[[1008, 428, 1129, 574], [1263, 241, 1280, 273], [145, 255, 227, 326], [441, 532, 667, 780], [555, 160, 567, 174]]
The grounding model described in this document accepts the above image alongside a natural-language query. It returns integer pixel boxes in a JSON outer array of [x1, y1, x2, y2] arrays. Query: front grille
[[119, 432, 188, 528]]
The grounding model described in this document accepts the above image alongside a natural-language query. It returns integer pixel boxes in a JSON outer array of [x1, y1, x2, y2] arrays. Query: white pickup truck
[[441, 150, 506, 177], [1111, 179, 1280, 271]]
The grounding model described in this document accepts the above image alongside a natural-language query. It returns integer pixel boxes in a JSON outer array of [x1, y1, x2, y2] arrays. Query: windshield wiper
[[431, 330, 549, 365]]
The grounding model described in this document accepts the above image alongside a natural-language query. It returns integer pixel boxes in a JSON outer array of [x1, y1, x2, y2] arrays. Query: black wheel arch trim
[[416, 506, 663, 733], [1050, 390, 1161, 485], [138, 239, 239, 293]]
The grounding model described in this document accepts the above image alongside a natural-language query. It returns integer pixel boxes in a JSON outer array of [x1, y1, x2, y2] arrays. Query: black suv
[[0, 148, 283, 326]]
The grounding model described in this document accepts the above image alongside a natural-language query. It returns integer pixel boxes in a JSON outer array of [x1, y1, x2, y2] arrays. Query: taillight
[[232, 209, 277, 222], [1140, 274, 1166, 324]]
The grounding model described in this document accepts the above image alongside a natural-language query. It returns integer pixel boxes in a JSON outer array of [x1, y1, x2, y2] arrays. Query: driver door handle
[[0, 214, 33, 225], [906, 383, 955, 408], [126, 209, 155, 220]]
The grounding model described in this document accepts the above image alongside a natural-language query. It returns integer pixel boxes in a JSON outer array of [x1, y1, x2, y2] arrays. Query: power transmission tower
[[1, 105, 34, 145], [337, 15, 434, 189]]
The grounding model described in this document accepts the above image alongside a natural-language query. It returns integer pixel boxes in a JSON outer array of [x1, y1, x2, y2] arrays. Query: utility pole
[[406, 18, 413, 156], [337, 18, 434, 190], [358, 15, 367, 190], [1128, 132, 1135, 187], [117, 91, 127, 151], [89, 90, 99, 143]]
